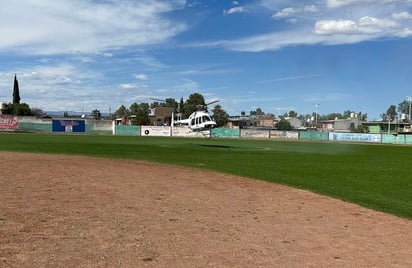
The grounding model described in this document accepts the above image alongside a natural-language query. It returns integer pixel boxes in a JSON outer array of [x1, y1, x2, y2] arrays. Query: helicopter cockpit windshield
[[202, 115, 211, 122]]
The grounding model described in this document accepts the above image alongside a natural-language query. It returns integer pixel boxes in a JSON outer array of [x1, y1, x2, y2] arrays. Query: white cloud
[[392, 12, 412, 20], [359, 16, 398, 28], [326, 0, 374, 8], [326, 0, 412, 8], [0, 0, 187, 55], [119, 82, 148, 90], [224, 6, 246, 15], [303, 5, 318, 13], [194, 21, 399, 52], [315, 17, 398, 35], [273, 7, 299, 18], [134, 74, 148, 80], [395, 27, 412, 37], [273, 5, 318, 19], [314, 20, 359, 35], [119, 84, 139, 89]]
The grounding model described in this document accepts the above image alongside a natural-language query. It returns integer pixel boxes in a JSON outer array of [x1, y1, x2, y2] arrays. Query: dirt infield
[[0, 152, 411, 267]]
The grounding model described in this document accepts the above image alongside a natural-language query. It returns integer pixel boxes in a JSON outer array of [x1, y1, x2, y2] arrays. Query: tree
[[343, 110, 353, 118], [276, 119, 292, 130], [250, 108, 264, 116], [139, 102, 149, 112], [212, 104, 228, 127], [129, 103, 140, 115], [184, 93, 205, 118], [288, 110, 297, 117], [13, 74, 21, 105], [359, 112, 367, 121], [356, 124, 368, 133], [324, 112, 343, 120], [132, 107, 150, 125], [91, 109, 101, 120], [386, 105, 397, 121], [13, 103, 31, 115], [114, 105, 129, 118], [179, 98, 184, 114], [1, 102, 13, 114], [398, 100, 410, 115], [241, 111, 246, 116], [165, 98, 178, 111], [31, 107, 46, 118], [150, 101, 160, 109]]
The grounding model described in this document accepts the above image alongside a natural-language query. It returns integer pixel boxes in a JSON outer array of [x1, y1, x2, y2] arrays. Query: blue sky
[[1, 0, 412, 120]]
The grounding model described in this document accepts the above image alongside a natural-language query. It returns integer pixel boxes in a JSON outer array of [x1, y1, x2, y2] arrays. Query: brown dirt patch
[[0, 152, 411, 267]]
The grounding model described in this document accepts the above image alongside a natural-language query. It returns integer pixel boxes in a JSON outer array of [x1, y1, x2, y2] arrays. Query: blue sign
[[52, 120, 86, 133]]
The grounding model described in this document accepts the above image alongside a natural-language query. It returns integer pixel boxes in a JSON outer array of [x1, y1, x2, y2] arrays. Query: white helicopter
[[175, 100, 219, 131], [151, 98, 219, 131]]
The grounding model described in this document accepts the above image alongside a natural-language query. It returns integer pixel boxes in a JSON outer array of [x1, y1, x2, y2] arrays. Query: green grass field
[[1, 133, 411, 219]]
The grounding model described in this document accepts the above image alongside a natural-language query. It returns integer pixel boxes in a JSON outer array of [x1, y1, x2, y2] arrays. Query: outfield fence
[[2, 115, 412, 145]]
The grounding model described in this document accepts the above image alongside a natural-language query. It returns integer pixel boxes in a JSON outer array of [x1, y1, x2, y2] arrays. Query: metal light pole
[[315, 103, 319, 126], [407, 96, 412, 122]]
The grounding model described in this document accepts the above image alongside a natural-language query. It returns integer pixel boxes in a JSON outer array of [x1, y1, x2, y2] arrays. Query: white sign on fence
[[141, 126, 171, 137], [241, 129, 270, 138], [270, 131, 299, 140], [329, 133, 381, 143]]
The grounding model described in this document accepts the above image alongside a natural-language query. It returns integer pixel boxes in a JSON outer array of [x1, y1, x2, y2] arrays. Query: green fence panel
[[211, 128, 240, 138], [85, 123, 112, 135], [381, 134, 395, 144], [404, 135, 412, 145], [299, 131, 329, 141], [381, 134, 406, 144], [115, 125, 140, 136], [18, 122, 52, 133]]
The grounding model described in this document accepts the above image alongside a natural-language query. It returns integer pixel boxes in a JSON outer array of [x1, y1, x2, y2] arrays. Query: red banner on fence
[[0, 115, 18, 129]]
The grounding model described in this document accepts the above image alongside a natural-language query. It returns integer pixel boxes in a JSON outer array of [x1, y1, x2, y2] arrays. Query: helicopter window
[[202, 115, 210, 122], [191, 118, 195, 125]]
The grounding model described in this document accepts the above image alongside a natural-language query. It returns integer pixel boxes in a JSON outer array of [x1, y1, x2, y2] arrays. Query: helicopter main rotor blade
[[206, 100, 219, 106], [150, 98, 166, 102]]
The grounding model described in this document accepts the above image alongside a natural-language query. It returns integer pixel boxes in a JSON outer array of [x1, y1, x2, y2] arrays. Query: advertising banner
[[240, 129, 270, 139], [329, 132, 381, 143], [52, 120, 85, 133], [141, 126, 171, 137], [0, 115, 18, 129], [270, 131, 299, 140]]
